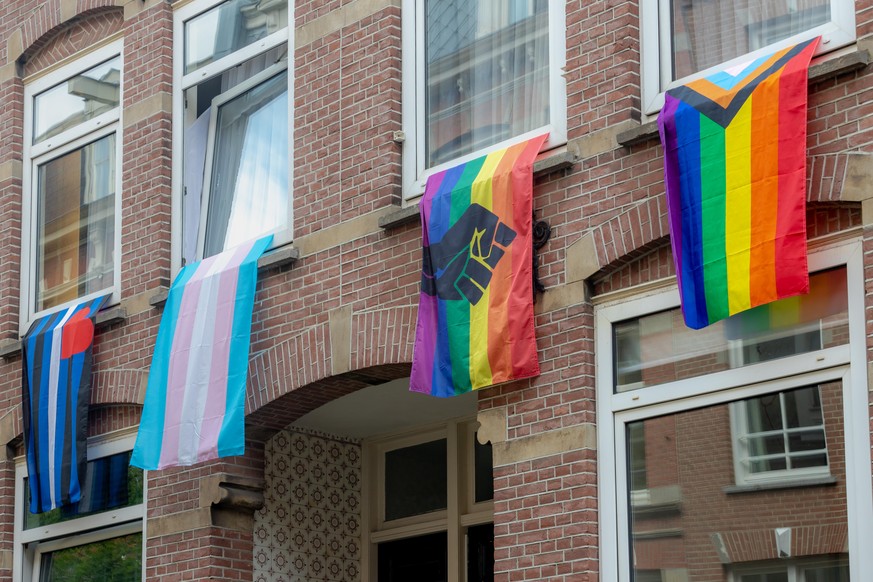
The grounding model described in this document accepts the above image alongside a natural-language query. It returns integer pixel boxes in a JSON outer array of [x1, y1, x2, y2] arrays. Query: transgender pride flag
[[131, 235, 271, 470]]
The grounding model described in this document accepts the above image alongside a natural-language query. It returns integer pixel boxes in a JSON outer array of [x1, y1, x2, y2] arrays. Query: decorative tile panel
[[254, 428, 362, 582]]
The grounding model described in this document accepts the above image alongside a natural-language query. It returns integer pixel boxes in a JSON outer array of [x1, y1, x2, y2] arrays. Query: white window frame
[[639, 0, 856, 116], [362, 417, 493, 581], [401, 0, 568, 199], [728, 555, 849, 582], [13, 430, 146, 581], [729, 384, 831, 486], [20, 40, 124, 333], [595, 239, 873, 582], [171, 0, 293, 273]]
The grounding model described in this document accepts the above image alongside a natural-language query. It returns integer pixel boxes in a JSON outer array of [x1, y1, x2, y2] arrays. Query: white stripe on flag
[[176, 247, 236, 465], [46, 306, 75, 509]]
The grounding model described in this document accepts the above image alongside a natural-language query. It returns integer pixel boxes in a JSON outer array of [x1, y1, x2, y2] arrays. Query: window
[[732, 556, 849, 581], [364, 420, 494, 581], [640, 0, 856, 114], [731, 384, 830, 485], [174, 0, 291, 266], [401, 0, 567, 196], [21, 43, 122, 328], [596, 241, 873, 581], [14, 434, 145, 581]]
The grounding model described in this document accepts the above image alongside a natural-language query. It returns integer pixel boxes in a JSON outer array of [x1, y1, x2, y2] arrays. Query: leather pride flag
[[22, 295, 108, 513]]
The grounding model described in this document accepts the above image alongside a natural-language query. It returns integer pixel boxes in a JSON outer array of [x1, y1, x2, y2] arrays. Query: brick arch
[[17, 3, 122, 74], [244, 305, 417, 436], [576, 151, 873, 283]]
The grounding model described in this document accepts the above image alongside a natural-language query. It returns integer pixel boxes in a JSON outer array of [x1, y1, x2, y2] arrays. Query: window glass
[[38, 532, 141, 581], [627, 422, 647, 492], [803, 562, 849, 581], [36, 134, 116, 311], [203, 69, 288, 255], [613, 268, 848, 392], [377, 531, 447, 582], [184, 0, 288, 74], [627, 383, 847, 580], [473, 434, 493, 503], [25, 451, 144, 530], [466, 523, 494, 582], [425, 0, 550, 167], [742, 386, 827, 475], [33, 57, 121, 144], [669, 0, 831, 80], [384, 439, 447, 521]]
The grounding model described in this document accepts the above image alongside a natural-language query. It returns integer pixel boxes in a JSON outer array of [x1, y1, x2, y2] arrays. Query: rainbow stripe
[[658, 38, 819, 329], [410, 134, 547, 396]]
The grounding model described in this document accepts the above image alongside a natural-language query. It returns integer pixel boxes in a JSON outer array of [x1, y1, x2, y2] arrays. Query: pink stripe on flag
[[195, 244, 250, 462]]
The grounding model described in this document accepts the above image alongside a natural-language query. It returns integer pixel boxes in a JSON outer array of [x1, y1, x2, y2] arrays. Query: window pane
[[25, 451, 143, 530], [742, 386, 828, 476], [627, 384, 847, 580], [425, 0, 550, 167], [474, 434, 494, 503], [613, 268, 848, 392], [670, 0, 831, 80], [628, 422, 648, 491], [33, 56, 121, 144], [804, 561, 849, 581], [384, 439, 447, 521], [39, 532, 141, 581], [377, 531, 447, 582], [36, 134, 115, 311], [466, 523, 494, 582], [204, 70, 288, 256], [184, 0, 288, 74]]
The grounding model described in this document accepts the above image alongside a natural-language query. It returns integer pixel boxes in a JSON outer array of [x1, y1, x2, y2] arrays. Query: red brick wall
[[0, 0, 867, 580]]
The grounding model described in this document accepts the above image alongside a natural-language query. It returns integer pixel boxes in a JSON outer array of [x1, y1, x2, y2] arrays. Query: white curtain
[[672, 0, 830, 79]]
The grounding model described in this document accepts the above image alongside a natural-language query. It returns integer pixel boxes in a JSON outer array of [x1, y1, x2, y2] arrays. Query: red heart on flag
[[61, 308, 95, 359]]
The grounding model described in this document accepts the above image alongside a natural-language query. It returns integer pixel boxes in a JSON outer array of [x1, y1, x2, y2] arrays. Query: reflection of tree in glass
[[41, 532, 142, 581]]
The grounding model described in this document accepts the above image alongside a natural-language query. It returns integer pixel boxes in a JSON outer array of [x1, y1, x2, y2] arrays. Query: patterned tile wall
[[254, 429, 362, 582]]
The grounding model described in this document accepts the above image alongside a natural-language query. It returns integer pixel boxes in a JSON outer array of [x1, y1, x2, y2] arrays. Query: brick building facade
[[0, 0, 869, 581]]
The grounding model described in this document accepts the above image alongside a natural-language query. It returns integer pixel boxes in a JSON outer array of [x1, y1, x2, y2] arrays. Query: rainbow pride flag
[[131, 235, 271, 469], [410, 134, 547, 397], [658, 38, 819, 329]]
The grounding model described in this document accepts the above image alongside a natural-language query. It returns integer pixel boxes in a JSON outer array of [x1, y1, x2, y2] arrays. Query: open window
[[174, 0, 290, 265]]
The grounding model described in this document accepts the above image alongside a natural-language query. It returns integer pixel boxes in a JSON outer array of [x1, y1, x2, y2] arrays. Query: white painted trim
[[20, 40, 123, 334], [640, 0, 857, 116], [595, 239, 873, 581], [401, 0, 568, 199]]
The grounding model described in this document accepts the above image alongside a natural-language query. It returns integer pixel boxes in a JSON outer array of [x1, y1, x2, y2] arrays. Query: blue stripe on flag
[[217, 235, 273, 457], [130, 263, 199, 469]]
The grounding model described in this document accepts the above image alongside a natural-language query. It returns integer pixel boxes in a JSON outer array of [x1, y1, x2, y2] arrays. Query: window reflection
[[613, 268, 848, 393], [627, 382, 847, 581], [36, 135, 116, 311], [33, 57, 120, 144]]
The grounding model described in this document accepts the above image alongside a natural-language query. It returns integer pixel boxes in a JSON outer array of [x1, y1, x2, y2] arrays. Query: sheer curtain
[[671, 0, 830, 79], [425, 0, 550, 167], [204, 71, 288, 256]]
